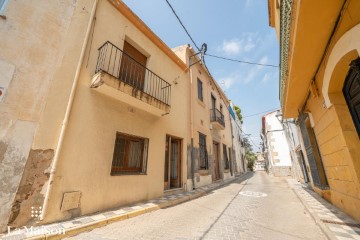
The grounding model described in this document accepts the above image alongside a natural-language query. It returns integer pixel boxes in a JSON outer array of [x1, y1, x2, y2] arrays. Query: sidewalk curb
[[7, 173, 250, 240], [289, 185, 337, 240]]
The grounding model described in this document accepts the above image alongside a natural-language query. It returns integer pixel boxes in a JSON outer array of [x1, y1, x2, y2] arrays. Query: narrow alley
[[67, 172, 325, 240]]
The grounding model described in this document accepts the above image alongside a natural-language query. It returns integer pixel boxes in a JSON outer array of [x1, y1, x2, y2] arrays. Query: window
[[111, 132, 148, 175], [220, 104, 223, 113], [199, 133, 208, 169], [343, 58, 360, 138], [0, 0, 9, 13], [197, 78, 203, 101], [223, 144, 229, 169]]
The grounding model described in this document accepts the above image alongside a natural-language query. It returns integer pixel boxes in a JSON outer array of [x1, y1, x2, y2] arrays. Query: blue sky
[[123, 0, 280, 151]]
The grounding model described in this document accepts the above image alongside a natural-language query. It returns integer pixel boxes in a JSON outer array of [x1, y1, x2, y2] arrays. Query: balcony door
[[164, 135, 182, 190], [211, 95, 216, 110], [119, 41, 147, 90]]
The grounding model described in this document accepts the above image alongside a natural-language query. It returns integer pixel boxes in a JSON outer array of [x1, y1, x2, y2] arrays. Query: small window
[[199, 133, 208, 169], [220, 104, 223, 113], [0, 0, 9, 13], [111, 132, 149, 175], [197, 79, 203, 101], [223, 144, 229, 169]]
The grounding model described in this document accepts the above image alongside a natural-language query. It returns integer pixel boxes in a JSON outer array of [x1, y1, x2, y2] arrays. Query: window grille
[[111, 132, 148, 175]]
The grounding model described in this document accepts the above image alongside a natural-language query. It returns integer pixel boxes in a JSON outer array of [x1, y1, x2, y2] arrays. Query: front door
[[212, 142, 221, 181], [164, 136, 182, 190], [299, 112, 328, 188]]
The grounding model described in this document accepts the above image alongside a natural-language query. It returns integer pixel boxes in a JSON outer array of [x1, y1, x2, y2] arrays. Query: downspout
[[228, 108, 235, 176], [40, 0, 98, 221], [189, 65, 195, 190]]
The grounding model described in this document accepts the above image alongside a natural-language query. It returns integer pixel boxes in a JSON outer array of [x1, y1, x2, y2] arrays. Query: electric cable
[[164, 0, 200, 51], [205, 53, 279, 68], [243, 107, 280, 118]]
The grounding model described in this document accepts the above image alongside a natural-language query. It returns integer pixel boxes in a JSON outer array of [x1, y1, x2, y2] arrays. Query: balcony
[[210, 108, 225, 130], [90, 41, 171, 115]]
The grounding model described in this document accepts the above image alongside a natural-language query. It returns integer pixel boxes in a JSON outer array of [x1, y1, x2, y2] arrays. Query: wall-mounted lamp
[[275, 112, 283, 123]]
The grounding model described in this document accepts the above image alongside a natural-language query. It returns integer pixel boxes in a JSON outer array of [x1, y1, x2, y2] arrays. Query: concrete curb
[[289, 185, 337, 240], [1, 173, 250, 240]]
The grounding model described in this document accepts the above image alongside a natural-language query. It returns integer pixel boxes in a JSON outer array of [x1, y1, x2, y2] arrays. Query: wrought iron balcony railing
[[95, 41, 171, 106], [210, 108, 225, 128]]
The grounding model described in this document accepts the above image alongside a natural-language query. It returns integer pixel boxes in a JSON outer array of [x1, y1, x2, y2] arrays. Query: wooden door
[[213, 142, 221, 181], [170, 139, 181, 188], [299, 113, 328, 187], [119, 41, 147, 90], [164, 136, 182, 190]]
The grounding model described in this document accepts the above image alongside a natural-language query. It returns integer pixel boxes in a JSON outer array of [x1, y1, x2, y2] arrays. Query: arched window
[[343, 58, 360, 138]]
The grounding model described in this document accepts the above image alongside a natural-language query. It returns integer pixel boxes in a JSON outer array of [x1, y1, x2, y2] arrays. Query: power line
[[205, 53, 279, 68], [164, 0, 200, 51], [163, 1, 278, 69], [243, 107, 280, 119]]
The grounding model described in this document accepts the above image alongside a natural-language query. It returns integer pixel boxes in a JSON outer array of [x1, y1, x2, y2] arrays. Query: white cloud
[[259, 55, 269, 65], [219, 39, 242, 55], [242, 55, 269, 84], [218, 76, 235, 90], [216, 55, 272, 86], [261, 73, 271, 84], [218, 33, 259, 56]]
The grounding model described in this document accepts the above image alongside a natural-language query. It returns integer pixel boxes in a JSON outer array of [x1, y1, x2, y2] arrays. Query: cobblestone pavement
[[67, 172, 326, 240]]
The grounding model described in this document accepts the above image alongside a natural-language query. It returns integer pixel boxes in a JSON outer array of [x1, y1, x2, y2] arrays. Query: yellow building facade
[[269, 0, 360, 221]]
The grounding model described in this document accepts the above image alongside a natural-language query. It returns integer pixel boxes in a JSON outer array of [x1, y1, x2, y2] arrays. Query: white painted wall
[[264, 111, 292, 168]]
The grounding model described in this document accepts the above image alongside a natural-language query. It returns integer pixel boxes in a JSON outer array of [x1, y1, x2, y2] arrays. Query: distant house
[[261, 111, 292, 176]]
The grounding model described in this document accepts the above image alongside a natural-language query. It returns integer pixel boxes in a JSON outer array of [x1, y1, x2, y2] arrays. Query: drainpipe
[[189, 65, 195, 190], [228, 107, 235, 176], [40, 0, 98, 221]]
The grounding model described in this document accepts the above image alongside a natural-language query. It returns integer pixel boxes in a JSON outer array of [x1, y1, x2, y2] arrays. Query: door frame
[[212, 141, 221, 181], [164, 135, 182, 190]]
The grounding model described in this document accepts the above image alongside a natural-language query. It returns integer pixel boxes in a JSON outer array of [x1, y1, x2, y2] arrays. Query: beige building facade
[[0, 0, 191, 230], [0, 0, 243, 231], [173, 45, 235, 190]]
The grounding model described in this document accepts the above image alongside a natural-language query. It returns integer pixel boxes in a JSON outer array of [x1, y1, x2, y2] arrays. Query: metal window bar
[[210, 108, 225, 127], [111, 133, 148, 175], [96, 41, 171, 106]]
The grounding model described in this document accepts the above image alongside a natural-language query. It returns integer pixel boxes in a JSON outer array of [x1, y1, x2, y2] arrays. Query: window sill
[[111, 172, 147, 176], [198, 169, 209, 176], [197, 99, 206, 108]]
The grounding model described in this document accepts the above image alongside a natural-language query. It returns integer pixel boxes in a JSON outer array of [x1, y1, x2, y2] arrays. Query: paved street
[[67, 172, 326, 240]]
